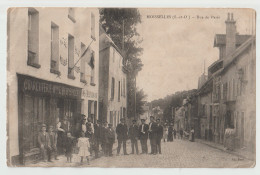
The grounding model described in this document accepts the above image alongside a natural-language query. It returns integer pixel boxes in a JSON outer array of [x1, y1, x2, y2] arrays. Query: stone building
[[7, 8, 100, 165], [99, 32, 127, 127], [197, 13, 255, 153]]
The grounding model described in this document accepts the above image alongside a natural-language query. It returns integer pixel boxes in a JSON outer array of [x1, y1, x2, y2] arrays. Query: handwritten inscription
[[60, 56, 68, 66], [60, 37, 68, 48]]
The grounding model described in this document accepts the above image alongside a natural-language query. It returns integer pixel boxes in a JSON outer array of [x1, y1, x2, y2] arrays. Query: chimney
[[225, 13, 237, 57]]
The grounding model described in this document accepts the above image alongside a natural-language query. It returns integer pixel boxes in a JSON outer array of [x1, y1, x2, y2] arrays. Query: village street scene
[[6, 8, 256, 168]]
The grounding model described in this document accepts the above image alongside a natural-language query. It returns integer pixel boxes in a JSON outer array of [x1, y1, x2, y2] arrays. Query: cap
[[41, 124, 47, 128], [108, 123, 113, 126], [132, 119, 137, 122]]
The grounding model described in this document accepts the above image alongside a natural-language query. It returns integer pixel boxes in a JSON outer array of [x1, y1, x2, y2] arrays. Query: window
[[118, 81, 121, 101], [89, 51, 95, 85], [80, 43, 86, 83], [68, 8, 76, 23], [50, 22, 60, 74], [22, 95, 47, 152], [123, 78, 126, 97], [233, 78, 236, 99], [68, 34, 75, 79], [91, 12, 95, 40], [221, 83, 224, 100], [113, 48, 115, 62], [110, 111, 113, 125], [111, 77, 115, 100], [28, 8, 40, 68]]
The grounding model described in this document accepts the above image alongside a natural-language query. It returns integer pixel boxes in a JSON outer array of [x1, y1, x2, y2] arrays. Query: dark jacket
[[38, 132, 51, 148], [139, 124, 149, 140], [128, 125, 139, 140], [94, 124, 102, 139], [116, 123, 128, 140], [48, 131, 57, 148], [105, 127, 115, 143], [148, 122, 157, 139], [156, 124, 164, 140]]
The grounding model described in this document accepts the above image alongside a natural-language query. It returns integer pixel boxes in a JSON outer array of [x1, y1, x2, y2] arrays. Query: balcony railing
[[68, 67, 75, 79], [80, 73, 87, 83], [50, 60, 60, 75], [27, 50, 41, 68]]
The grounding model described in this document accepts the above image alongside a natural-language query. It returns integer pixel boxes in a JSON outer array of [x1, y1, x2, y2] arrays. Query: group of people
[[38, 114, 196, 164], [38, 115, 115, 164], [115, 116, 164, 155], [162, 124, 195, 142]]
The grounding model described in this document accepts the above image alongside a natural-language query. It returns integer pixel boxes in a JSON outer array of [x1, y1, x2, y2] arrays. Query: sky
[[136, 8, 255, 101]]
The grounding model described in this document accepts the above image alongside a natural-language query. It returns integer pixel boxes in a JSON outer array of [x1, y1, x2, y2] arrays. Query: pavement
[[196, 139, 256, 161], [27, 139, 255, 168]]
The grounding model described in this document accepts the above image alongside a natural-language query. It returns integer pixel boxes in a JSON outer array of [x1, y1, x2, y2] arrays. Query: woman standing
[[56, 118, 65, 154], [224, 125, 235, 151], [189, 127, 195, 142], [163, 124, 168, 142], [167, 123, 174, 142]]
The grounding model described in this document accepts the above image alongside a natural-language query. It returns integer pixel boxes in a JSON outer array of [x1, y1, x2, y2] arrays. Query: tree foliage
[[149, 89, 197, 123], [100, 9, 143, 73], [100, 8, 145, 118]]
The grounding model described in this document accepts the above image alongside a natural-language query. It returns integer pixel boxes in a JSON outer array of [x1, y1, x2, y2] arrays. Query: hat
[[41, 124, 46, 128], [108, 123, 113, 126], [141, 119, 146, 121], [120, 118, 125, 121], [103, 121, 108, 124], [150, 116, 154, 118], [156, 118, 160, 121]]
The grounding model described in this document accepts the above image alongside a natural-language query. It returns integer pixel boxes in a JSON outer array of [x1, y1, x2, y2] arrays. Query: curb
[[196, 139, 255, 161]]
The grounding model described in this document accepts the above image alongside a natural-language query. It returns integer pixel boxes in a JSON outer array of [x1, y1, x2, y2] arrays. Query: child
[[78, 131, 90, 165], [64, 132, 74, 163]]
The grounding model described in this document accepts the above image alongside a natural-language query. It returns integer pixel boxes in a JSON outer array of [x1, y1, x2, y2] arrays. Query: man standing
[[139, 119, 149, 154], [48, 125, 58, 160], [148, 116, 157, 155], [106, 123, 116, 156], [155, 119, 164, 154], [128, 119, 139, 154], [101, 121, 108, 154], [116, 118, 128, 155], [38, 124, 52, 162], [94, 120, 102, 158]]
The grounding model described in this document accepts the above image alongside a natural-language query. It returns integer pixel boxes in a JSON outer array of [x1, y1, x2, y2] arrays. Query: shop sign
[[18, 74, 82, 99], [82, 89, 98, 99]]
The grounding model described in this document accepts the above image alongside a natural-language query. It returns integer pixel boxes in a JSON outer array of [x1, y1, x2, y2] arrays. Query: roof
[[198, 36, 255, 95], [208, 59, 223, 73], [214, 34, 251, 47], [221, 36, 255, 74], [99, 33, 124, 58]]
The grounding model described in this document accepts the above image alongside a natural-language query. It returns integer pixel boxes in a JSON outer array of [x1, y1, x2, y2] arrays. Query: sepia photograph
[[6, 7, 256, 168]]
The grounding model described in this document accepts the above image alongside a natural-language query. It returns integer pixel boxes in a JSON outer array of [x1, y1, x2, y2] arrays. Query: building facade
[[197, 13, 255, 153], [99, 32, 127, 127], [7, 7, 100, 165]]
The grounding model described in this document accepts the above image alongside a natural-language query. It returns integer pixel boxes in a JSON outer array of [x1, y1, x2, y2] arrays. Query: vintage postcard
[[6, 7, 256, 168]]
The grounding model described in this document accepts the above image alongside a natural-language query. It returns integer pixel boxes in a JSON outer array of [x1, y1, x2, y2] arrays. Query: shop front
[[17, 74, 82, 165]]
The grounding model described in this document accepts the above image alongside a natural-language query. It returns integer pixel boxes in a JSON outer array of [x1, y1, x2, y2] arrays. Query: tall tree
[[100, 8, 144, 118], [135, 89, 147, 116]]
